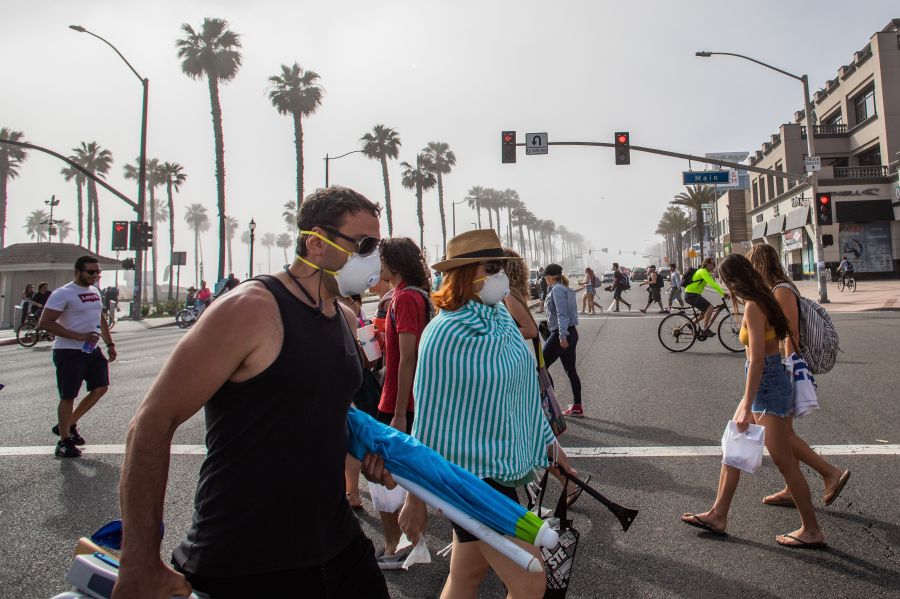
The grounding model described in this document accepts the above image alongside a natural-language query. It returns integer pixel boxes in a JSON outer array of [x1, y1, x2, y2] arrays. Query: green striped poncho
[[412, 299, 555, 484]]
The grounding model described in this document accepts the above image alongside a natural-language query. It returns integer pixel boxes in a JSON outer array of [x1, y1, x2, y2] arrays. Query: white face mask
[[477, 271, 510, 306], [336, 249, 382, 296]]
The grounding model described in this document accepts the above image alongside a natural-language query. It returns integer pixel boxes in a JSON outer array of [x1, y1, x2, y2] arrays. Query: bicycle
[[657, 299, 743, 353], [175, 301, 207, 329], [837, 272, 856, 293], [102, 300, 118, 330], [16, 312, 53, 348]]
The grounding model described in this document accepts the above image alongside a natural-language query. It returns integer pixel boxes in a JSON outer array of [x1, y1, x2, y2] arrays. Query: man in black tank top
[[114, 188, 393, 599]]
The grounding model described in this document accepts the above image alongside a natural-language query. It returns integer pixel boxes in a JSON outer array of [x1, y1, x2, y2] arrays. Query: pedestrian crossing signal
[[502, 131, 516, 164], [111, 221, 128, 251]]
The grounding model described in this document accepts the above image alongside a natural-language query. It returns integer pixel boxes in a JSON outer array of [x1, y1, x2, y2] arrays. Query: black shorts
[[376, 409, 414, 434], [684, 292, 711, 312], [53, 348, 109, 400], [648, 287, 662, 302], [452, 479, 519, 543], [613, 288, 624, 299], [176, 530, 389, 599]]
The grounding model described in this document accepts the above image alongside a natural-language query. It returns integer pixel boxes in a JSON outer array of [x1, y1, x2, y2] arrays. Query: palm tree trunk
[[194, 228, 200, 288], [86, 184, 94, 250], [436, 173, 447, 255], [380, 156, 393, 236], [416, 184, 425, 250], [494, 208, 501, 237], [487, 207, 493, 230], [167, 182, 175, 300], [227, 232, 233, 274], [207, 76, 227, 282], [293, 114, 304, 210], [507, 208, 513, 248], [76, 181, 84, 247], [282, 246, 288, 263], [0, 167, 7, 248], [475, 202, 482, 228], [93, 188, 100, 253], [150, 186, 159, 305], [518, 223, 526, 257]]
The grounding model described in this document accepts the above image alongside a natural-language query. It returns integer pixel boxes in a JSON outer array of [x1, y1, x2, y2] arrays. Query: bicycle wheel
[[658, 313, 696, 352], [848, 278, 856, 292], [837, 279, 846, 292], [175, 310, 191, 329], [718, 312, 744, 353], [16, 323, 39, 347]]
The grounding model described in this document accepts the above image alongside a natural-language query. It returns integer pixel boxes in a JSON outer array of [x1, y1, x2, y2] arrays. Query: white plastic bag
[[721, 420, 766, 474], [785, 353, 819, 418], [401, 536, 432, 570], [368, 482, 407, 513]]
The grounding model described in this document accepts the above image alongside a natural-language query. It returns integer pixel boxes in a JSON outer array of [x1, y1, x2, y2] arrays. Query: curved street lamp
[[324, 149, 364, 187], [249, 218, 257, 277]]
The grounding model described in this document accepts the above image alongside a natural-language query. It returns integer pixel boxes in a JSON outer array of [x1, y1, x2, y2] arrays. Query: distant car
[[601, 271, 615, 284], [568, 271, 583, 285], [656, 269, 671, 282], [528, 268, 542, 299], [631, 267, 648, 282]]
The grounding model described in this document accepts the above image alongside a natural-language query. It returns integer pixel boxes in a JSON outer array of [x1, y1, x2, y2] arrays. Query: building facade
[[745, 19, 900, 279]]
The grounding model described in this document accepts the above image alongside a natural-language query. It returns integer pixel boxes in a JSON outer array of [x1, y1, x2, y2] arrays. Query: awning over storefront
[[751, 222, 767, 240], [765, 214, 785, 236], [783, 206, 810, 231]]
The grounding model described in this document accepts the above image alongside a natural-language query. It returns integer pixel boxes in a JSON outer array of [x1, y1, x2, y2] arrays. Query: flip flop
[[823, 470, 851, 506], [566, 474, 591, 507], [776, 534, 827, 550], [762, 493, 796, 508], [681, 514, 727, 536]]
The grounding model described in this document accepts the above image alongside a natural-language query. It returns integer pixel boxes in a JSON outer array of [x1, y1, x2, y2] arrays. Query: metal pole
[[324, 154, 329, 188], [175, 265, 180, 304], [133, 77, 149, 319], [249, 231, 255, 278], [452, 201, 457, 238], [802, 75, 829, 303]]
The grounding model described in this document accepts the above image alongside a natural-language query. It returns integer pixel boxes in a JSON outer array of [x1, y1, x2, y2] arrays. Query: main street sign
[[525, 132, 548, 155], [683, 171, 730, 185]]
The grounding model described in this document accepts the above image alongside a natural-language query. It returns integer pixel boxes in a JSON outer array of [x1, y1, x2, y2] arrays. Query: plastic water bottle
[[81, 326, 101, 354]]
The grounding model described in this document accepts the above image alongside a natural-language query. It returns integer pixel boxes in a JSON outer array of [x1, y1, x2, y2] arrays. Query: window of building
[[752, 179, 759, 207], [775, 162, 784, 196], [823, 111, 843, 126], [856, 144, 882, 167], [853, 86, 876, 124], [766, 174, 775, 203]]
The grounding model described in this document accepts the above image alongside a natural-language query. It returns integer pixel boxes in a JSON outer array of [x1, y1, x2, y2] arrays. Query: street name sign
[[805, 156, 821, 172], [525, 132, 548, 155], [683, 171, 730, 185]]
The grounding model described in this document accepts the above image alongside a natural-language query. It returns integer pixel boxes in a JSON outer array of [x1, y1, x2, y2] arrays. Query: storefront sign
[[839, 222, 893, 272], [782, 229, 803, 251]]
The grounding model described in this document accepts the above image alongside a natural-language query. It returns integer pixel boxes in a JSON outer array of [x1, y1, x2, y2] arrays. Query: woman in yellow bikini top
[[738, 325, 776, 346]]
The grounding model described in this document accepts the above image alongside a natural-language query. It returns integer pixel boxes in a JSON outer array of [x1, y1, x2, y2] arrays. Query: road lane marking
[[1, 444, 898, 457]]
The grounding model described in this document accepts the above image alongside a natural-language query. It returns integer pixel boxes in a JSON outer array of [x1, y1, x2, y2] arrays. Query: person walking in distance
[[580, 267, 603, 314], [543, 264, 584, 418], [113, 187, 394, 599], [610, 262, 631, 312], [38, 256, 117, 458], [684, 256, 726, 338], [537, 265, 547, 313], [748, 243, 850, 509], [667, 263, 686, 312], [639, 265, 666, 313], [682, 255, 826, 548], [373, 237, 433, 569]]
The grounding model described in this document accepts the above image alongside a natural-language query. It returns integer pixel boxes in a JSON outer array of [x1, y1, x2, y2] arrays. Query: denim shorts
[[746, 353, 793, 417]]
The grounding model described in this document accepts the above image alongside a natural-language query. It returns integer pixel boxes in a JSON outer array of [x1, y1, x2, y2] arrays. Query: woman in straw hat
[[399, 230, 572, 598]]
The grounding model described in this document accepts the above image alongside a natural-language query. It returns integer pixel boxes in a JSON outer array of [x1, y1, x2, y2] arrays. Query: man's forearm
[[41, 321, 83, 341]]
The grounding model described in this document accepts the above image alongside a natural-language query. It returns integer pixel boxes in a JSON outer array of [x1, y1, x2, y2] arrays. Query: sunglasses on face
[[318, 225, 380, 256], [483, 261, 503, 275], [81, 269, 102, 275]]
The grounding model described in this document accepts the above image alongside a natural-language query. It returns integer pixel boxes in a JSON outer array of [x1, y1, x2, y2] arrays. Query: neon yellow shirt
[[684, 268, 724, 296]]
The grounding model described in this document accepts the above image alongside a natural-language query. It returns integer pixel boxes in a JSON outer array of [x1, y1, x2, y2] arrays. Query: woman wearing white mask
[[399, 230, 572, 599], [543, 263, 584, 418]]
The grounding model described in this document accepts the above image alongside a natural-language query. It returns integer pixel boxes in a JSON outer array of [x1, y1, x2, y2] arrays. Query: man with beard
[[113, 187, 394, 599]]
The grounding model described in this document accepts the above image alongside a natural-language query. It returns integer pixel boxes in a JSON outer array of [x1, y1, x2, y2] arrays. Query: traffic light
[[816, 193, 833, 226], [822, 234, 834, 247], [501, 131, 516, 164], [142, 224, 154, 248], [121, 257, 135, 270], [614, 131, 630, 165], [129, 221, 143, 250], [111, 221, 128, 251]]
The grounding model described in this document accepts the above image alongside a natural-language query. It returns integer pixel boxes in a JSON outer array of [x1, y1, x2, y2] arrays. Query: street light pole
[[249, 218, 257, 278], [451, 199, 468, 238], [695, 51, 828, 303], [323, 149, 364, 188], [70, 25, 150, 317]]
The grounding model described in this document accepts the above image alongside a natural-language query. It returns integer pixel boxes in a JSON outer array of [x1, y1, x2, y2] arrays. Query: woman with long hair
[[580, 267, 603, 314], [543, 264, 584, 418], [682, 254, 826, 548], [400, 230, 572, 598], [747, 243, 849, 508]]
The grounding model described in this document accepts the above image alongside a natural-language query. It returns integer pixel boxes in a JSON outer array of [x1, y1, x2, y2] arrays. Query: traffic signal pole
[[802, 75, 829, 303]]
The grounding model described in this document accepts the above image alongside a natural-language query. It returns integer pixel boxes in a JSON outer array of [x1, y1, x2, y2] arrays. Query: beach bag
[[721, 421, 766, 474], [773, 283, 840, 374], [534, 471, 580, 598], [785, 352, 819, 418], [533, 338, 566, 437]]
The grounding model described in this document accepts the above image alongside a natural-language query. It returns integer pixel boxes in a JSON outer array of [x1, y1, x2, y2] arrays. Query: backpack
[[773, 283, 840, 374], [616, 272, 630, 291], [682, 267, 699, 289], [389, 286, 435, 329]]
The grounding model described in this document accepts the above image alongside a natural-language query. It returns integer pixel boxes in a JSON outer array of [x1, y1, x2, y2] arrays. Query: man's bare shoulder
[[197, 282, 278, 327]]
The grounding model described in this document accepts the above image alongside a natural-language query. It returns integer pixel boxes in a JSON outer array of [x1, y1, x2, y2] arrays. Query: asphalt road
[[1, 289, 899, 598]]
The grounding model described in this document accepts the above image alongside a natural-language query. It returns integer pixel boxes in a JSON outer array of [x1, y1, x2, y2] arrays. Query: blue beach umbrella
[[347, 407, 556, 550]]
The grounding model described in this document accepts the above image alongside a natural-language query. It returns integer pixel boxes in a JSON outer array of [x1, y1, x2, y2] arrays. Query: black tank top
[[173, 275, 363, 576]]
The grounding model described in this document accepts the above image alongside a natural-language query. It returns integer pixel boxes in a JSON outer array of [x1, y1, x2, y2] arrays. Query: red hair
[[431, 263, 480, 312]]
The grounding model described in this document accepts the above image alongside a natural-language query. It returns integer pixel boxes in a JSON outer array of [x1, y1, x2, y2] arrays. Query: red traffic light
[[819, 194, 831, 205], [503, 133, 513, 143], [616, 134, 628, 144], [114, 223, 126, 232]]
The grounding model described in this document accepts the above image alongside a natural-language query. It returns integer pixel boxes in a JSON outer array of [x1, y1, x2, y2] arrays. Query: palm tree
[[177, 17, 243, 282], [360, 125, 401, 236], [61, 163, 86, 246], [226, 216, 239, 274], [501, 189, 520, 248], [261, 232, 276, 273], [1, 128, 28, 247], [158, 162, 187, 298], [57, 219, 73, 243], [400, 154, 437, 249], [282, 201, 297, 231], [671, 184, 716, 262], [276, 232, 293, 264], [422, 142, 456, 254], [465, 186, 485, 229], [72, 142, 113, 253], [658, 206, 691, 270], [267, 63, 324, 211], [24, 210, 50, 241], [512, 204, 530, 258], [184, 203, 210, 287]]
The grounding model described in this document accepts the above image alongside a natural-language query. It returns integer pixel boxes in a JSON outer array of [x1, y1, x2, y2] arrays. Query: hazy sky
[[2, 1, 894, 280]]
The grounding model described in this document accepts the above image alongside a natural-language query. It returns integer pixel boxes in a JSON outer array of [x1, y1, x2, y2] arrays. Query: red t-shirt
[[378, 283, 427, 415]]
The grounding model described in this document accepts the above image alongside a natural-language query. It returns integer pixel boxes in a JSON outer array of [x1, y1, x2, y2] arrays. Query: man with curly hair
[[374, 237, 433, 569]]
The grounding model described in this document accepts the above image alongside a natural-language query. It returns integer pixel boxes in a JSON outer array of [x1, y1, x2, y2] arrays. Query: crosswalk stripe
[[1, 444, 897, 457]]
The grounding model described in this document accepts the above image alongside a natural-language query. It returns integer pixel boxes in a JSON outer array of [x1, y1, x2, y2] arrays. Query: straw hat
[[430, 229, 515, 272]]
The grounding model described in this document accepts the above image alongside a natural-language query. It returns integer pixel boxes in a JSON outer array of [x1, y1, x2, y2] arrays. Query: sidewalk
[[0, 316, 177, 347], [793, 279, 900, 312]]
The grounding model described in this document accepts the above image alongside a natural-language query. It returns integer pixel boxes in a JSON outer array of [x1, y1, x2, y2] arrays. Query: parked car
[[631, 267, 648, 282], [656, 268, 671, 282]]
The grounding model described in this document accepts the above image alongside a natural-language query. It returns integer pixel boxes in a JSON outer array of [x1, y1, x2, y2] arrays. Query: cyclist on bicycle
[[684, 256, 727, 338], [838, 255, 854, 286]]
